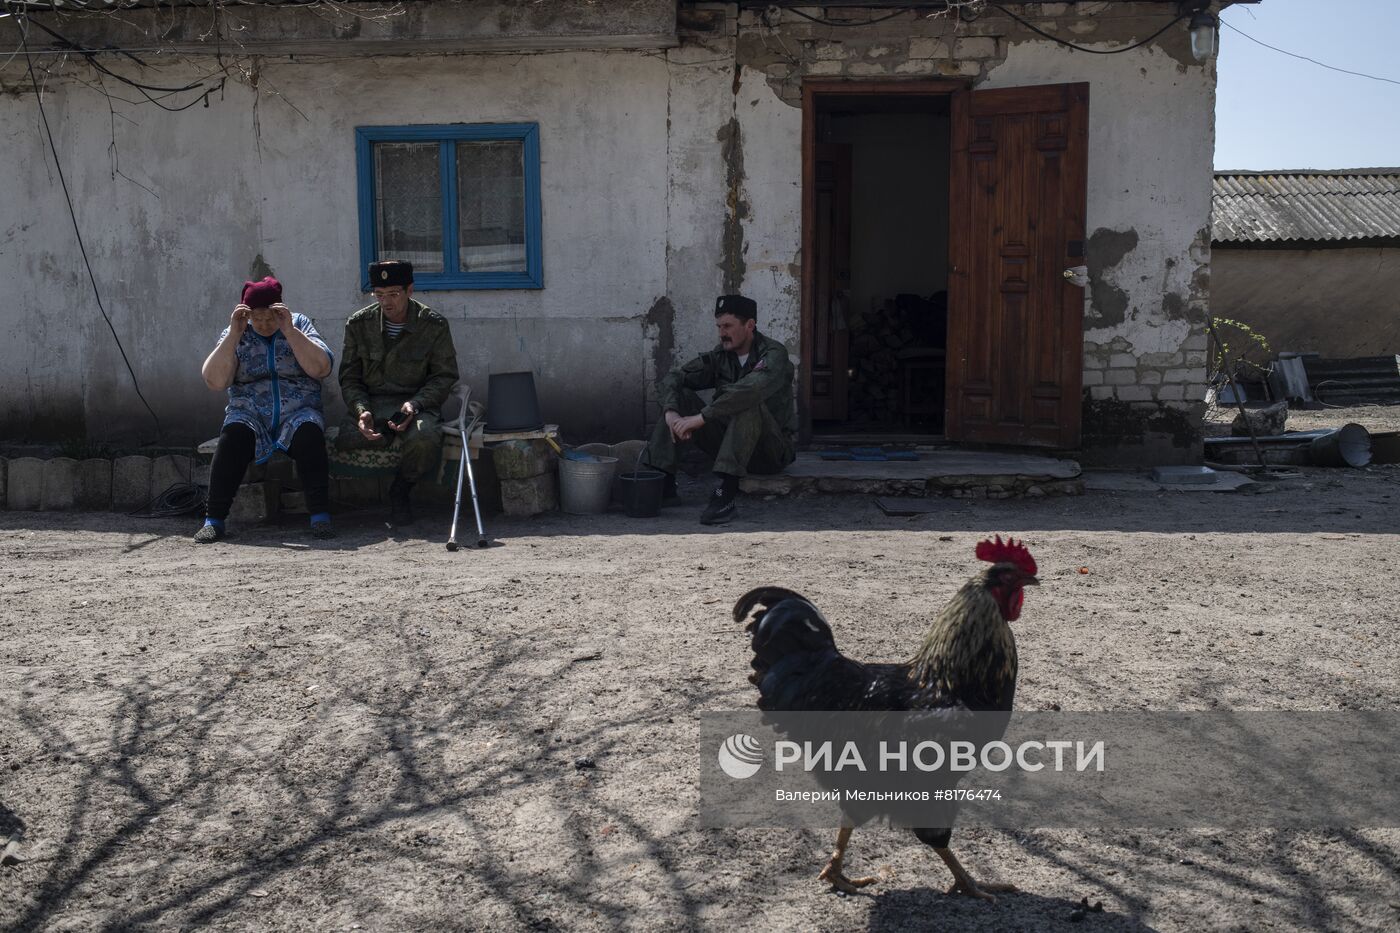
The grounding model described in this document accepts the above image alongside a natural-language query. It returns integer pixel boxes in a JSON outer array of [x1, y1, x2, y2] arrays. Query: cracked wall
[[0, 49, 671, 443], [724, 1, 1217, 463], [0, 2, 1219, 460]]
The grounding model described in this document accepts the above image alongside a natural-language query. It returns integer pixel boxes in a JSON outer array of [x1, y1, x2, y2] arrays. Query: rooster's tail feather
[[733, 586, 815, 628], [736, 586, 838, 689]]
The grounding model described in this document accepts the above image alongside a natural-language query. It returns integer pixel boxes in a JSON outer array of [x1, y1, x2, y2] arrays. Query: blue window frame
[[355, 123, 543, 290]]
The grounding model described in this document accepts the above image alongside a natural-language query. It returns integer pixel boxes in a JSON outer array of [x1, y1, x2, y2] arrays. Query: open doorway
[[804, 88, 952, 440], [802, 80, 1088, 449]]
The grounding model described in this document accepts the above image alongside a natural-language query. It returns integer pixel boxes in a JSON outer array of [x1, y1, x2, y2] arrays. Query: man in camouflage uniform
[[646, 294, 796, 525], [336, 260, 459, 526]]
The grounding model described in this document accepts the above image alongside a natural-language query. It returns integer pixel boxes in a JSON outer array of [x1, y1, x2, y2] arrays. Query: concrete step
[[740, 450, 1083, 499]]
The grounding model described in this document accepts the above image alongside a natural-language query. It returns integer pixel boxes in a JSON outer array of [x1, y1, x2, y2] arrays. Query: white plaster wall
[[1, 27, 1219, 449], [659, 44, 735, 394], [985, 40, 1216, 358], [650, 61, 800, 412], [724, 38, 1216, 430], [1, 50, 669, 443], [732, 68, 802, 351]]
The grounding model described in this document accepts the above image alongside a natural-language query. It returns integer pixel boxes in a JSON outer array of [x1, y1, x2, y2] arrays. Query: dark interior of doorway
[[811, 94, 950, 439]]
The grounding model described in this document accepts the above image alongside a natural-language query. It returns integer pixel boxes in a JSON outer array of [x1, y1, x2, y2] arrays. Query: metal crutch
[[447, 394, 489, 550]]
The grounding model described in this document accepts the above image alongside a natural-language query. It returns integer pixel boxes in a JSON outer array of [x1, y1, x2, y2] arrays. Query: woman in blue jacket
[[198, 276, 334, 542]]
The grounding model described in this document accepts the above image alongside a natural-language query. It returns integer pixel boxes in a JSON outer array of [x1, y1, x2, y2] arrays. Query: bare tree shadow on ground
[[5, 662, 1400, 931], [4, 503, 1400, 931], [0, 633, 733, 931], [870, 886, 1161, 933]]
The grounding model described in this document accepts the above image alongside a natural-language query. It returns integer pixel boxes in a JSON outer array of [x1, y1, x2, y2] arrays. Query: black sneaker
[[388, 479, 415, 526], [193, 523, 225, 543], [699, 486, 737, 526], [310, 522, 337, 540]]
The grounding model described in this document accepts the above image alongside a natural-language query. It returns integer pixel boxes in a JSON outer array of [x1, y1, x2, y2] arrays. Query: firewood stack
[[847, 292, 947, 423]]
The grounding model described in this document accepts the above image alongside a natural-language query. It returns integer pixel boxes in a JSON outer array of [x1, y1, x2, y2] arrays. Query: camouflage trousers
[[646, 388, 795, 478], [335, 396, 442, 483]]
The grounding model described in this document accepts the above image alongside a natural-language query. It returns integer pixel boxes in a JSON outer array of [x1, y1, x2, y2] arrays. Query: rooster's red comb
[[975, 535, 1037, 575]]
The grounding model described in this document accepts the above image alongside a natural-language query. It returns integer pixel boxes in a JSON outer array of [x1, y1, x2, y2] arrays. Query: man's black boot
[[389, 478, 415, 526], [699, 473, 739, 526]]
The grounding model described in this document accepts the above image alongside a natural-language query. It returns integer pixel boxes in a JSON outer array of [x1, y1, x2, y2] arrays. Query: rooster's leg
[[936, 847, 1017, 903], [818, 827, 880, 894]]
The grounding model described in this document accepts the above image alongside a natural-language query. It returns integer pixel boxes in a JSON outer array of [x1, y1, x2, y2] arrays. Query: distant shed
[[1212, 170, 1400, 359]]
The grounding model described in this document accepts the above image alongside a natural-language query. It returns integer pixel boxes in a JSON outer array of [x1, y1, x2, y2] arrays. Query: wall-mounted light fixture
[[1181, 1, 1219, 62]]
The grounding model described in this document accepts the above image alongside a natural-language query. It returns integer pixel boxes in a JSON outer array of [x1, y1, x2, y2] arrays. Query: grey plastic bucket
[[1308, 423, 1371, 468], [559, 455, 619, 514]]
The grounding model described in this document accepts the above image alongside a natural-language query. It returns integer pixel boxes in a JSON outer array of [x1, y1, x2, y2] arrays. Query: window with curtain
[[355, 123, 542, 289]]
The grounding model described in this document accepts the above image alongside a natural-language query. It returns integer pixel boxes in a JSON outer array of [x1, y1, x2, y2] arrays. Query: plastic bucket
[[619, 469, 665, 518], [1308, 423, 1371, 468], [559, 455, 619, 514], [485, 371, 543, 433]]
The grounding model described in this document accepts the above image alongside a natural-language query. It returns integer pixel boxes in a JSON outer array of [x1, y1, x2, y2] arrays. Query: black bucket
[[484, 371, 543, 433], [619, 447, 665, 517], [619, 470, 664, 517]]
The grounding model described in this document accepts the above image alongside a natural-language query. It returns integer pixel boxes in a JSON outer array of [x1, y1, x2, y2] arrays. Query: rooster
[[734, 536, 1037, 901]]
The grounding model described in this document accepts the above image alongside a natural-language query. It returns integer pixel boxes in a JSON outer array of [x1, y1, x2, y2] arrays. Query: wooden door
[[946, 82, 1088, 448], [810, 143, 852, 422]]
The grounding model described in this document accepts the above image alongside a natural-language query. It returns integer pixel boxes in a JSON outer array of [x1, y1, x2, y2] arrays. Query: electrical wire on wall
[[985, 2, 1190, 55], [784, 7, 916, 28], [13, 7, 207, 523], [753, 2, 1189, 55], [23, 14, 225, 110], [16, 11, 166, 444]]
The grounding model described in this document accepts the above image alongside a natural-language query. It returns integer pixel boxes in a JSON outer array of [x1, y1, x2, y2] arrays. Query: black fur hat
[[368, 260, 414, 288], [715, 294, 757, 322]]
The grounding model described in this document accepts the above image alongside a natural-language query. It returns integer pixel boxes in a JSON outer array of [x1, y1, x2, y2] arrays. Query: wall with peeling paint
[[981, 38, 1215, 356], [722, 1, 1219, 464], [1, 1, 1221, 466], [1, 51, 670, 443], [982, 38, 1215, 462]]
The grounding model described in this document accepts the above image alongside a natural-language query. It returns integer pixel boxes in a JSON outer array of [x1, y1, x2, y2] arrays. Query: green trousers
[[335, 396, 442, 483], [646, 388, 795, 478]]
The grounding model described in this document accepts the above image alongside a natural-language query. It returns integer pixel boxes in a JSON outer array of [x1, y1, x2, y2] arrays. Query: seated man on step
[[335, 260, 460, 526], [645, 294, 796, 526]]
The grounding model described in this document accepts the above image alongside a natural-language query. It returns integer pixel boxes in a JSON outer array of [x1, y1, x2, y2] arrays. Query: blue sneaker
[[193, 522, 225, 543]]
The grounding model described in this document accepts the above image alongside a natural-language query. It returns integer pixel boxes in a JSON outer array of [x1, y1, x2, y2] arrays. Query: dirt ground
[[1202, 402, 1400, 437], [4, 407, 1400, 932]]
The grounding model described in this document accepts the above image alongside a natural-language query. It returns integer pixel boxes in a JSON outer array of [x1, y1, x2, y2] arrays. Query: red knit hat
[[241, 276, 283, 309]]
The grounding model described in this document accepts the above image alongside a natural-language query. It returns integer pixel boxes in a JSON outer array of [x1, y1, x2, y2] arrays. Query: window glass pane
[[374, 142, 443, 273], [456, 140, 527, 273]]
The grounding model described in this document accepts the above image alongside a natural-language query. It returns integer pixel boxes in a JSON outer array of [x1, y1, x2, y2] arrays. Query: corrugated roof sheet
[[1213, 170, 1400, 243]]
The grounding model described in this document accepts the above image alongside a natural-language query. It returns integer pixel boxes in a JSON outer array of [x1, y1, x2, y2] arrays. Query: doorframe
[[799, 79, 968, 444]]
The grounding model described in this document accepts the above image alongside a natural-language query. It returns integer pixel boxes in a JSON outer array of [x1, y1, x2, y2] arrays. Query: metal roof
[[1213, 170, 1400, 244]]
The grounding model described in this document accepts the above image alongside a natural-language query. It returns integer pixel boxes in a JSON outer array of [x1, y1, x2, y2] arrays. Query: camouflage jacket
[[659, 330, 796, 435], [338, 299, 459, 417]]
